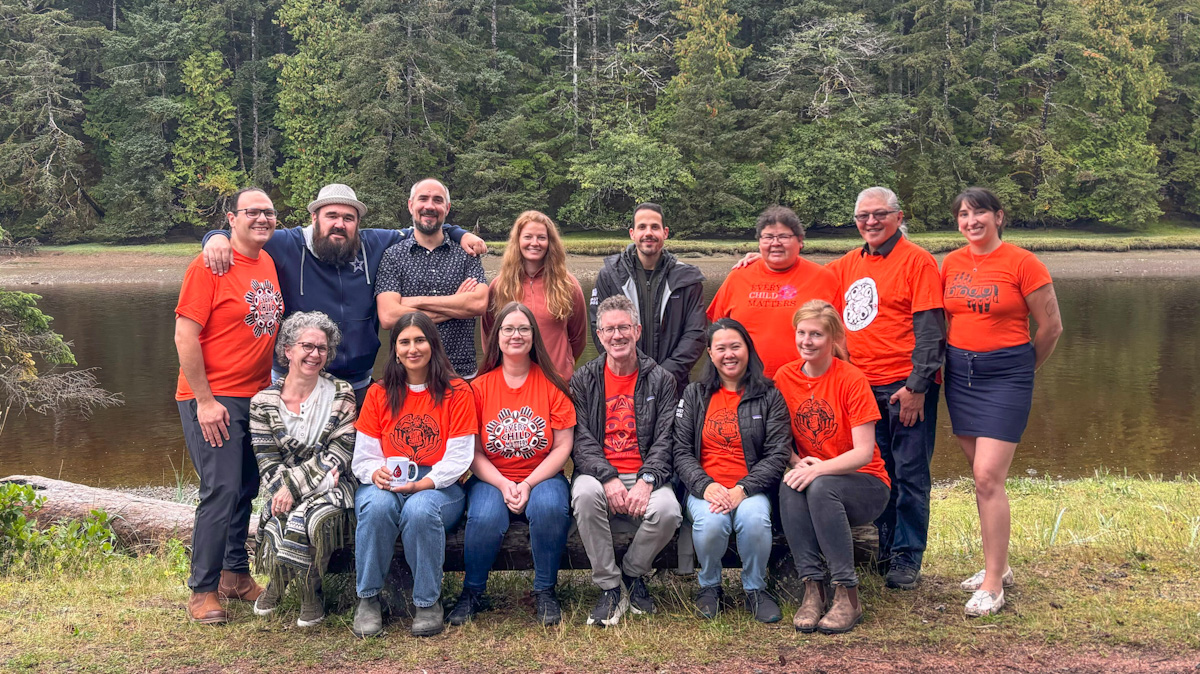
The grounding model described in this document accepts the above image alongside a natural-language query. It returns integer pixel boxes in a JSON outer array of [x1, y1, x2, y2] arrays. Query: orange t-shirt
[[774, 358, 890, 487], [826, 237, 943, 386], [941, 242, 1053, 352], [706, 257, 842, 378], [355, 380, 478, 466], [699, 388, 748, 488], [175, 250, 283, 401], [603, 364, 643, 474], [473, 364, 577, 482]]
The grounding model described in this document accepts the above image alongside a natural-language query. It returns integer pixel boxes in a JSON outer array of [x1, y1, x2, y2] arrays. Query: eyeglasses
[[295, 342, 328, 355], [499, 326, 533, 337], [853, 209, 899, 224], [598, 324, 635, 337], [233, 208, 279, 220], [759, 234, 797, 244]]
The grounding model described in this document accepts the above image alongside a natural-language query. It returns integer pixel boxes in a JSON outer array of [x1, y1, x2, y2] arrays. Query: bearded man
[[202, 183, 485, 406]]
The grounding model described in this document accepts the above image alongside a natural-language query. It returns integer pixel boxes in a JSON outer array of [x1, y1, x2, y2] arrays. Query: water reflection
[[2, 277, 1197, 487]]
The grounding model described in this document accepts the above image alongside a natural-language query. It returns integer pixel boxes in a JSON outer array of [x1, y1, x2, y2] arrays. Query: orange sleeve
[[706, 274, 732, 321], [843, 365, 882, 427], [548, 379, 577, 430], [174, 258, 217, 327], [1016, 250, 1053, 297], [355, 385, 386, 438], [472, 376, 487, 427], [447, 382, 479, 437], [909, 253, 944, 312]]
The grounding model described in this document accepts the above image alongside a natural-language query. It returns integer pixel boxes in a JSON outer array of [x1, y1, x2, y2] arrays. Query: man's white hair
[[854, 186, 901, 213], [409, 178, 451, 202]]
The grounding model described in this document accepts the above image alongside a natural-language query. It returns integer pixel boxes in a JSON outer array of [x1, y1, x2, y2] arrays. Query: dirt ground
[[2, 249, 1200, 286]]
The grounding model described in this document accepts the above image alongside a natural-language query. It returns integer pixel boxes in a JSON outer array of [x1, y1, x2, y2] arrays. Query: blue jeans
[[462, 474, 571, 593], [353, 467, 465, 608], [871, 381, 940, 569], [686, 493, 772, 592]]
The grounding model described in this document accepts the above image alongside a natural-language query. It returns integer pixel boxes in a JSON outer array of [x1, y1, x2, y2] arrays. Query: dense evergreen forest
[[0, 0, 1197, 241]]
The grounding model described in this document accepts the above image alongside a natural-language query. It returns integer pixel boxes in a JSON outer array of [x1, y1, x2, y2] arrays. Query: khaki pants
[[571, 473, 682, 590]]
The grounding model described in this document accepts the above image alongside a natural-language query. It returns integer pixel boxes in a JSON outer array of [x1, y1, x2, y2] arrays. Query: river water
[[1, 276, 1197, 487]]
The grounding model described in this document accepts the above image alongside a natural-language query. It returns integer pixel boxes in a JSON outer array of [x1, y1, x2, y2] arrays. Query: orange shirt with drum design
[[473, 364, 576, 482], [941, 242, 1052, 353], [699, 388, 749, 489], [603, 364, 643, 474], [356, 380, 477, 466]]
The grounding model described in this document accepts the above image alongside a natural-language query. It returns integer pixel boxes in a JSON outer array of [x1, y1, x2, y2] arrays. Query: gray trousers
[[571, 473, 682, 590], [178, 396, 259, 593], [780, 472, 890, 587]]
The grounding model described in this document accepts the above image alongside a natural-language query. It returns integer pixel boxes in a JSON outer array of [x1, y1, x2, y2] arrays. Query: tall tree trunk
[[251, 18, 260, 173], [111, 0, 117, 30], [491, 0, 498, 49]]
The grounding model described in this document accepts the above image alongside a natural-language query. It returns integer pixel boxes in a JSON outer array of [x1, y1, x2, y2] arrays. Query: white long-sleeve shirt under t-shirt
[[350, 383, 473, 490]]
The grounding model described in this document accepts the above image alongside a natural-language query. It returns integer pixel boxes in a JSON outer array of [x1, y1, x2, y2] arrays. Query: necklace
[[967, 242, 999, 272]]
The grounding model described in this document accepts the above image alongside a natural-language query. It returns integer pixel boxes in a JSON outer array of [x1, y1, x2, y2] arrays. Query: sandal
[[964, 589, 1005, 617], [960, 567, 1014, 592]]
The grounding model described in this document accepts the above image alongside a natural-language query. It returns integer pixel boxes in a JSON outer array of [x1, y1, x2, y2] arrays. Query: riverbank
[[3, 246, 1200, 286], [2, 473, 1196, 672]]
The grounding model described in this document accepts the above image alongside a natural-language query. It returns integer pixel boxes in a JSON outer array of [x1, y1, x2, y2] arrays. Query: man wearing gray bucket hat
[[202, 183, 485, 406]]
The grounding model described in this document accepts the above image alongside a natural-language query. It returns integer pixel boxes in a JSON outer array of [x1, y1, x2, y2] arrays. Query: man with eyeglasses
[[569, 295, 682, 627], [826, 186, 946, 591], [590, 203, 707, 397], [200, 183, 485, 406], [174, 187, 285, 625], [707, 206, 842, 378]]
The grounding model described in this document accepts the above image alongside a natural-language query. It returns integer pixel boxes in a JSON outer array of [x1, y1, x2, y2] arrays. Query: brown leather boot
[[217, 570, 263, 602], [188, 591, 228, 625], [792, 579, 827, 633], [816, 584, 862, 634]]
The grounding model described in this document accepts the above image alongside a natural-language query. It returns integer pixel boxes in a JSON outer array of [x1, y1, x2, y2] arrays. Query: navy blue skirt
[[944, 342, 1036, 443]]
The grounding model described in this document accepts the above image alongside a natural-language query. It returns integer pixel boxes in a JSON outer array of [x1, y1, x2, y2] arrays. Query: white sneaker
[[964, 589, 1005, 617], [960, 566, 1014, 592]]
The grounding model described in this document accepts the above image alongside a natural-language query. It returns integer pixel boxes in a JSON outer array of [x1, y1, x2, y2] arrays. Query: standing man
[[590, 203, 707, 396], [375, 178, 489, 378], [200, 184, 485, 406], [826, 186, 946, 590], [570, 296, 682, 627], [175, 187, 285, 624]]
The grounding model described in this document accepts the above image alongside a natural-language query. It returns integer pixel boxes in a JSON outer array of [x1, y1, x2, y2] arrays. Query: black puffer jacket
[[589, 245, 707, 397], [672, 381, 793, 499], [569, 353, 677, 488]]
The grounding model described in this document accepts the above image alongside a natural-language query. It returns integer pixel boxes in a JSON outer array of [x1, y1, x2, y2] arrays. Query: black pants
[[872, 381, 940, 569], [178, 396, 259, 592], [780, 473, 890, 587]]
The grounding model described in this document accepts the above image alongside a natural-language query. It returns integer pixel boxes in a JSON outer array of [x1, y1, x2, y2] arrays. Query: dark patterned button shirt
[[375, 234, 488, 376]]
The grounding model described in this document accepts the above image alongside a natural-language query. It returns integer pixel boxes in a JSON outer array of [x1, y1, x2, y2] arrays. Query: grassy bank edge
[[0, 472, 1197, 672], [38, 224, 1200, 258]]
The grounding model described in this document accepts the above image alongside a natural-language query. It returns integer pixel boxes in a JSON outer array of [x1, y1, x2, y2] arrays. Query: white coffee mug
[[386, 456, 418, 488]]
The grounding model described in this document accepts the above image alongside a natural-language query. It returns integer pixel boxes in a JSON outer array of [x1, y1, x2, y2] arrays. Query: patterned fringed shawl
[[250, 373, 357, 583]]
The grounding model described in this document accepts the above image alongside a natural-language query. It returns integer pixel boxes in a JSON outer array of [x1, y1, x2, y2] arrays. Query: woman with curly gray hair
[[249, 311, 357, 627]]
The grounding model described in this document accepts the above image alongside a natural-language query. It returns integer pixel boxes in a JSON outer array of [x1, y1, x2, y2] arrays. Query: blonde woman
[[483, 211, 587, 380]]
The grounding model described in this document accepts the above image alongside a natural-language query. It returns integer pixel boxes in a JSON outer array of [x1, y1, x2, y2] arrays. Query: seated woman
[[483, 211, 587, 380], [673, 318, 791, 623], [447, 301, 576, 627], [349, 312, 478, 638], [774, 300, 891, 635], [251, 311, 357, 628]]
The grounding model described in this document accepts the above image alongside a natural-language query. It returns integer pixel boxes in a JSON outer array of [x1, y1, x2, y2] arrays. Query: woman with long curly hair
[[483, 210, 587, 380]]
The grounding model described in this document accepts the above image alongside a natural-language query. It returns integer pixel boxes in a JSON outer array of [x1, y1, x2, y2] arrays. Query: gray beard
[[413, 216, 443, 236], [312, 229, 360, 266]]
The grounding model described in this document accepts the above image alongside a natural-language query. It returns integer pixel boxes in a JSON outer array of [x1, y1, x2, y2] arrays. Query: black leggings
[[779, 472, 890, 587]]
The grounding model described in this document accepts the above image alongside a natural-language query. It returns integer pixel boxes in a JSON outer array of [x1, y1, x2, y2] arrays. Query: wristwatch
[[639, 473, 656, 485]]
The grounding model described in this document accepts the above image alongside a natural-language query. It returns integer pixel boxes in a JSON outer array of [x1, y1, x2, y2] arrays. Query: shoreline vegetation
[[1, 472, 1197, 672], [25, 220, 1200, 258]]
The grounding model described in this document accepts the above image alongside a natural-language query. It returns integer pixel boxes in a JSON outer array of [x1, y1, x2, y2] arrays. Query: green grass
[[40, 242, 202, 257], [1, 472, 1196, 672]]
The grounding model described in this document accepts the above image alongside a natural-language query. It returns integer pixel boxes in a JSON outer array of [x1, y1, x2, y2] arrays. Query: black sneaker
[[885, 564, 922, 590], [531, 588, 562, 626], [694, 585, 723, 619], [744, 589, 782, 623], [446, 588, 488, 626], [622, 573, 656, 615], [587, 587, 627, 627]]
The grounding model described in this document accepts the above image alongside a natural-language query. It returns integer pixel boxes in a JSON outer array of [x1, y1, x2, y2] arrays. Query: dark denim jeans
[[871, 380, 940, 570], [462, 474, 571, 593]]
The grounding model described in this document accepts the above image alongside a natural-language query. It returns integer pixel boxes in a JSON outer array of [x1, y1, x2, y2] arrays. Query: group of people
[[173, 178, 1063, 638]]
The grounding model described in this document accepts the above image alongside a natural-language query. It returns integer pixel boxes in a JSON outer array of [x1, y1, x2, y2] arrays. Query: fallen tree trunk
[[0, 474, 257, 551]]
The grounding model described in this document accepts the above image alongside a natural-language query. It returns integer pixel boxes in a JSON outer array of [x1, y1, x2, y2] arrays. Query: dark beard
[[312, 228, 360, 266], [413, 215, 444, 236]]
